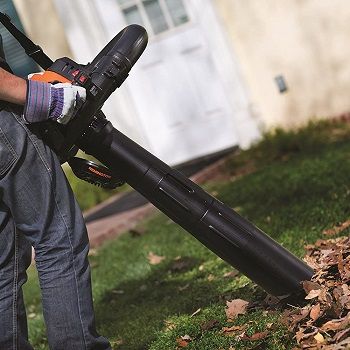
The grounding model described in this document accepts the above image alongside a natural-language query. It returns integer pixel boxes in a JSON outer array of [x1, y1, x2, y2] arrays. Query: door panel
[[128, 26, 238, 164]]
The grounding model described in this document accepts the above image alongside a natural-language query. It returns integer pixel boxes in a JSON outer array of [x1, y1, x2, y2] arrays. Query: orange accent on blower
[[30, 71, 72, 84]]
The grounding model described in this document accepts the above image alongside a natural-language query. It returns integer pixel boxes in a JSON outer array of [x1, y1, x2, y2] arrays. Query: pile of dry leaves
[[173, 233, 350, 349], [282, 235, 350, 349]]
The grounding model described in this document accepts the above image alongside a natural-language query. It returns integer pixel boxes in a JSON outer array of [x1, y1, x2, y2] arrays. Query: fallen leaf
[[284, 236, 350, 349], [176, 335, 192, 348], [201, 319, 219, 331], [223, 270, 239, 278], [221, 325, 245, 335], [334, 327, 350, 342], [295, 326, 318, 344], [302, 281, 322, 294], [305, 289, 321, 300], [241, 330, 269, 341], [225, 299, 249, 321], [323, 220, 350, 236], [181, 335, 192, 341], [320, 314, 350, 332], [176, 338, 189, 348], [313, 332, 325, 344], [147, 252, 165, 265], [309, 303, 321, 321]]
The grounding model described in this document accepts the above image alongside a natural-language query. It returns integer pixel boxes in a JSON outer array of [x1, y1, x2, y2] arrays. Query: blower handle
[[57, 24, 148, 159]]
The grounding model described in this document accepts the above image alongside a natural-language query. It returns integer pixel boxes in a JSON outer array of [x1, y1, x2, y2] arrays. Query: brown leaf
[[287, 307, 311, 330], [333, 327, 350, 342], [176, 335, 192, 348], [241, 330, 269, 341], [176, 338, 189, 348], [295, 326, 318, 344], [305, 289, 321, 300], [303, 255, 320, 270], [225, 299, 249, 321], [201, 319, 219, 331], [320, 314, 350, 332], [221, 325, 245, 335], [223, 270, 239, 278], [309, 304, 321, 321], [147, 252, 165, 265], [302, 281, 322, 294], [323, 220, 350, 236], [275, 236, 350, 349]]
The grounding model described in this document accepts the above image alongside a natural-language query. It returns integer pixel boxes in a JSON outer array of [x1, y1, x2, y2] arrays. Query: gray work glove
[[23, 80, 86, 124]]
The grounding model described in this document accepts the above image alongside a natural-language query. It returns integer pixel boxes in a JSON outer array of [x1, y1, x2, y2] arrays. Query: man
[[0, 37, 111, 349]]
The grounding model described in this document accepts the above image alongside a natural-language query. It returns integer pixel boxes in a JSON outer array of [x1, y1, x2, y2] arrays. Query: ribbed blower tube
[[78, 119, 314, 297]]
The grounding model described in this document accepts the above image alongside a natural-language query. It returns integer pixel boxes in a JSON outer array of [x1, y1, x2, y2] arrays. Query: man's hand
[[23, 80, 86, 124]]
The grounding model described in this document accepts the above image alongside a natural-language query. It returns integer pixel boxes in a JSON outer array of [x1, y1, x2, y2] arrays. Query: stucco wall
[[12, 0, 72, 60], [215, 0, 350, 129]]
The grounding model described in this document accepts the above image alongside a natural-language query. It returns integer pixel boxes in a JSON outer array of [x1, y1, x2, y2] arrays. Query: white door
[[54, 0, 259, 165]]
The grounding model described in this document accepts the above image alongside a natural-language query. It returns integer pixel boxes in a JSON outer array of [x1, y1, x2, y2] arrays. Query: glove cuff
[[23, 80, 51, 124]]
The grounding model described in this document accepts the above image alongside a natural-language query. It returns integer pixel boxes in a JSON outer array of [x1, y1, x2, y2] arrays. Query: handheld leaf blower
[[0, 12, 313, 296]]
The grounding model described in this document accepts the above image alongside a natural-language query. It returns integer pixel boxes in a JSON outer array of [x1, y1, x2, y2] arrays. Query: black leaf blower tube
[[0, 13, 313, 296], [79, 114, 313, 296]]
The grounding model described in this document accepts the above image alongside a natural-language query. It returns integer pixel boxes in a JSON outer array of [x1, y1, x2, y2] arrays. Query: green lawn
[[24, 120, 350, 349]]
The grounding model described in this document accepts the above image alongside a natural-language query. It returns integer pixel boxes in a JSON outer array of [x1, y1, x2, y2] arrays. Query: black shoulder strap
[[0, 12, 53, 70], [0, 34, 12, 73]]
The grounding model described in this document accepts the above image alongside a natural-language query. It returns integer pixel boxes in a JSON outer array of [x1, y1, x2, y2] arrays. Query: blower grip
[[57, 24, 148, 160]]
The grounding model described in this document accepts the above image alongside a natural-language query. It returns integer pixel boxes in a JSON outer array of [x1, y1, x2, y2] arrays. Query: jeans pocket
[[0, 127, 18, 176]]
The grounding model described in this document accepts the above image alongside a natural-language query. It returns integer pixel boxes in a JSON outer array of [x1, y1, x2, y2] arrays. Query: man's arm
[[0, 67, 26, 105], [0, 67, 86, 124]]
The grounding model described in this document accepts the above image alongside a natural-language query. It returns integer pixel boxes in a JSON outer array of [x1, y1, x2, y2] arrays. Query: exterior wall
[[12, 0, 72, 60], [215, 0, 350, 129]]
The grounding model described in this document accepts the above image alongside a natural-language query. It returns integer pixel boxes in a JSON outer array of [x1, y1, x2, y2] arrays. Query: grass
[[23, 119, 350, 349]]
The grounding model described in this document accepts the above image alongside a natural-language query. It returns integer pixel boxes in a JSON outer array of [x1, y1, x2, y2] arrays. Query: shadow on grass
[[94, 257, 257, 350]]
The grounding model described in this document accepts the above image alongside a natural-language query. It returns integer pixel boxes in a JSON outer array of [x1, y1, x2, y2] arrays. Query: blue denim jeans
[[0, 106, 111, 350]]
